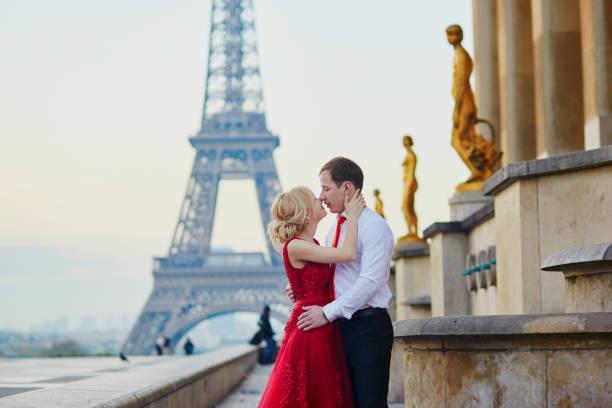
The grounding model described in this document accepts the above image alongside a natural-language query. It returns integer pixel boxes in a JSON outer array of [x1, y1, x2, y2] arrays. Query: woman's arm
[[288, 190, 364, 264]]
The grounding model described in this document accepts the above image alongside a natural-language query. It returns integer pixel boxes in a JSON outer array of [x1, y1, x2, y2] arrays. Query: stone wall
[[394, 314, 612, 407], [484, 146, 612, 315]]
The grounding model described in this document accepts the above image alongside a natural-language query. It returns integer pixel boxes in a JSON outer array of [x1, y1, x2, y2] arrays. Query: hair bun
[[266, 187, 315, 252]]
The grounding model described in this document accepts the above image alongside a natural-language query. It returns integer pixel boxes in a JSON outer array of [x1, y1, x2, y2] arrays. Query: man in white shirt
[[295, 157, 395, 408]]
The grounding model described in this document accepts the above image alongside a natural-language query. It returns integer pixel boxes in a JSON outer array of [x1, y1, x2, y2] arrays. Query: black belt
[[351, 307, 387, 319]]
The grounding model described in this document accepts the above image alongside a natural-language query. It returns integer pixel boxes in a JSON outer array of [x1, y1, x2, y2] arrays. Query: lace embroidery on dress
[[297, 359, 308, 408], [279, 362, 294, 407]]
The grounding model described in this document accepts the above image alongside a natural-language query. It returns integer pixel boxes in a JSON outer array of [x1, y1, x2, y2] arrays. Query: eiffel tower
[[122, 0, 290, 355]]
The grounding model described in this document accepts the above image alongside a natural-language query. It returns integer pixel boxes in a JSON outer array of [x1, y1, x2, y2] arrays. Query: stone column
[[425, 225, 469, 316], [393, 242, 431, 320], [579, 0, 612, 149], [494, 178, 541, 314], [473, 0, 501, 153], [496, 0, 537, 165], [387, 265, 397, 322], [542, 243, 612, 313], [531, 0, 584, 157]]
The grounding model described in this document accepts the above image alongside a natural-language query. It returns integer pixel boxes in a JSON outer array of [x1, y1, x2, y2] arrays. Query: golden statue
[[373, 189, 385, 218], [398, 136, 424, 243], [446, 24, 501, 192]]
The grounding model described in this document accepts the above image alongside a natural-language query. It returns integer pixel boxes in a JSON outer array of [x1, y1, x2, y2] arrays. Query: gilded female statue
[[446, 24, 501, 191], [398, 135, 422, 242], [373, 189, 385, 218]]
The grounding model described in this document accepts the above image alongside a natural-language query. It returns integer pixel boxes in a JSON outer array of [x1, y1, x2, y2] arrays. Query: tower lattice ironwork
[[122, 0, 290, 355]]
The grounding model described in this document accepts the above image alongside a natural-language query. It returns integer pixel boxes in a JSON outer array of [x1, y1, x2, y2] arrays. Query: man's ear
[[343, 182, 354, 196]]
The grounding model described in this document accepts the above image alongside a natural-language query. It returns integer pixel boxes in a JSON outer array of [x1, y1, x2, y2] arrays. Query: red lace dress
[[258, 238, 355, 408]]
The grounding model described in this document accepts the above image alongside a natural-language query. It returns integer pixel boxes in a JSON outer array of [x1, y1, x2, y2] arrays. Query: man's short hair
[[319, 157, 364, 191]]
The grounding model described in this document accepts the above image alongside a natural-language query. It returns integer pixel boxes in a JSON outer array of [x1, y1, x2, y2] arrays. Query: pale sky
[[0, 0, 474, 330]]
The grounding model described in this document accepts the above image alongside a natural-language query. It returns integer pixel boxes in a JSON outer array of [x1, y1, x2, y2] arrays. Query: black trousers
[[338, 309, 394, 408]]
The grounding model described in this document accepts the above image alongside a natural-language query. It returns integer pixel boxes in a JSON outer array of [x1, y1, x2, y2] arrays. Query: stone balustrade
[[483, 145, 612, 315], [394, 313, 612, 407], [422, 200, 497, 317]]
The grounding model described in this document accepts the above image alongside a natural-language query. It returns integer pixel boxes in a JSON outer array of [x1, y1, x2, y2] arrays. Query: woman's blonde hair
[[267, 186, 315, 252]]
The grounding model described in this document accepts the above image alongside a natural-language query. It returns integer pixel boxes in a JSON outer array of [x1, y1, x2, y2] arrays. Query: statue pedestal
[[389, 240, 430, 405], [393, 241, 431, 321], [394, 241, 430, 257], [449, 190, 492, 221]]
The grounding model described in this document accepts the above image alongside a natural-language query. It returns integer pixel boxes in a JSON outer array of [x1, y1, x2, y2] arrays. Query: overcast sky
[[0, 0, 474, 330]]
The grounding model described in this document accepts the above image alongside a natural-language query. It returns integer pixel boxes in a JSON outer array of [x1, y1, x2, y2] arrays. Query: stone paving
[[215, 362, 405, 407], [0, 355, 172, 399], [0, 346, 255, 407], [215, 363, 274, 407]]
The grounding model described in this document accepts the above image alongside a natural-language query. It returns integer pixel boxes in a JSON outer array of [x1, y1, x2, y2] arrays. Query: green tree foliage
[[39, 340, 89, 357]]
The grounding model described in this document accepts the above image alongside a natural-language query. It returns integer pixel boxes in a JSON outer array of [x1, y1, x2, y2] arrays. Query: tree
[[39, 340, 89, 357]]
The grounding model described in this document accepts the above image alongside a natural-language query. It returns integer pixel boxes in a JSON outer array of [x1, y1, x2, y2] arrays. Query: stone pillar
[[494, 178, 542, 314], [542, 243, 612, 312], [393, 242, 431, 320], [579, 0, 612, 149], [531, 0, 584, 157], [473, 0, 501, 153], [496, 0, 537, 165], [387, 265, 397, 322], [425, 225, 469, 316], [449, 191, 493, 221]]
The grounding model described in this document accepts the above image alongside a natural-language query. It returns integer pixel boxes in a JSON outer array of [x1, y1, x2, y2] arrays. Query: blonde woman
[[258, 186, 363, 408]]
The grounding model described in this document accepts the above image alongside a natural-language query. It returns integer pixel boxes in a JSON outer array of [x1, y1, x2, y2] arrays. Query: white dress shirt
[[322, 207, 394, 321]]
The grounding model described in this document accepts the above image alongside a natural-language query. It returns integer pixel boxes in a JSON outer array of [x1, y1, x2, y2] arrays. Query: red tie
[[329, 215, 347, 301]]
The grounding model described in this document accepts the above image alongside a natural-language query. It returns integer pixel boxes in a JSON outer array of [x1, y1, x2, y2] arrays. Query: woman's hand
[[344, 189, 365, 220]]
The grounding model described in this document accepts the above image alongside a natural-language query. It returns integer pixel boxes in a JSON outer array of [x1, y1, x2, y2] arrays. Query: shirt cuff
[[322, 302, 341, 322]]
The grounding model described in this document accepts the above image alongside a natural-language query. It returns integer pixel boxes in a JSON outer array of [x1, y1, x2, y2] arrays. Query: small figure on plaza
[[398, 135, 424, 243], [446, 24, 501, 191], [373, 189, 385, 218], [183, 338, 194, 355], [155, 335, 164, 355], [258, 305, 276, 365]]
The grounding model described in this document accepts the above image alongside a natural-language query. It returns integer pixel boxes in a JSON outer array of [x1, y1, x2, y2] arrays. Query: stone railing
[[394, 313, 612, 407], [393, 242, 612, 407], [0, 344, 258, 408], [421, 199, 497, 317]]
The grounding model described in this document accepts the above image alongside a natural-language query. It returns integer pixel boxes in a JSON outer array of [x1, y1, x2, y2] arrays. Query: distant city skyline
[[26, 313, 133, 333], [0, 0, 474, 330]]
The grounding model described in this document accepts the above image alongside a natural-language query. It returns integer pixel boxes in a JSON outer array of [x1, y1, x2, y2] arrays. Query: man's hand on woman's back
[[286, 284, 296, 302]]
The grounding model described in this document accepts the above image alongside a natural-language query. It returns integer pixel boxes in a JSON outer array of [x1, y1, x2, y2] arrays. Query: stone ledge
[[460, 200, 494, 230], [401, 295, 431, 306], [393, 313, 612, 338], [422, 222, 463, 239], [541, 242, 612, 271], [483, 145, 612, 196], [422, 201, 496, 239], [392, 242, 429, 260]]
